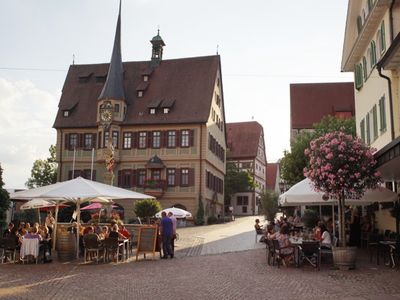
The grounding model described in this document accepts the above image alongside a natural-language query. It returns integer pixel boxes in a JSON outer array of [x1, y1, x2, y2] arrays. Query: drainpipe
[[377, 66, 395, 140], [59, 129, 63, 182]]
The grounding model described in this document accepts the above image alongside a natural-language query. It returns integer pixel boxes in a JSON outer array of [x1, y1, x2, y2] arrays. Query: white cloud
[[0, 78, 58, 189]]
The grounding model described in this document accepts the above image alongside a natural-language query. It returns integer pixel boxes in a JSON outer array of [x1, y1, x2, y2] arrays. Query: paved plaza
[[1, 217, 400, 300]]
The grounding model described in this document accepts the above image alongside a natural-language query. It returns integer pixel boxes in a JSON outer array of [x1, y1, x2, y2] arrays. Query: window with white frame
[[139, 132, 147, 149], [123, 132, 132, 149], [167, 131, 176, 148], [181, 130, 189, 147], [152, 131, 161, 148]]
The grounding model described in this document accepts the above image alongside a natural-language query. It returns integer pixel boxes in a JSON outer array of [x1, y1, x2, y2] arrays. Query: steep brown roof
[[226, 121, 263, 159], [266, 163, 278, 190], [53, 55, 220, 128], [290, 82, 355, 130]]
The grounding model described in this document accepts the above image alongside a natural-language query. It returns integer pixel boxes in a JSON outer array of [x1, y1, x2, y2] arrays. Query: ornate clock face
[[100, 110, 113, 122]]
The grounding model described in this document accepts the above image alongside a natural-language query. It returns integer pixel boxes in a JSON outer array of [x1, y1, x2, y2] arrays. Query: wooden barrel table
[[56, 230, 76, 261]]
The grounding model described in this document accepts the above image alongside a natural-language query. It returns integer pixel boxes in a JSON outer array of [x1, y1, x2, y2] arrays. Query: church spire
[[150, 29, 165, 68], [98, 0, 125, 101]]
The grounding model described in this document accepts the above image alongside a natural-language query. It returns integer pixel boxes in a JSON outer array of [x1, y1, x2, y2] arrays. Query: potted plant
[[304, 131, 381, 269]]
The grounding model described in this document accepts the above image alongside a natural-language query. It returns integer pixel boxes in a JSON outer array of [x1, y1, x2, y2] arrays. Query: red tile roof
[[266, 163, 278, 190], [290, 82, 355, 129], [226, 121, 264, 159], [53, 55, 220, 128]]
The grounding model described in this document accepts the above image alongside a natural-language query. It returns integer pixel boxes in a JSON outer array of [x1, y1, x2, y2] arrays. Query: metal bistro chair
[[3, 236, 19, 263], [83, 234, 103, 264], [265, 238, 275, 266], [298, 241, 321, 271], [103, 237, 124, 263], [272, 239, 294, 268]]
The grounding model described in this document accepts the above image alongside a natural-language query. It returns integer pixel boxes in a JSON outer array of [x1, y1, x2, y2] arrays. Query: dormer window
[[138, 90, 143, 97], [143, 75, 149, 82], [150, 108, 156, 114], [63, 110, 69, 117], [163, 108, 170, 114]]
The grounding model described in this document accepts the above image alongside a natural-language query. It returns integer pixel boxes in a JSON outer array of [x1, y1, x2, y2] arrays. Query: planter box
[[332, 246, 357, 270]]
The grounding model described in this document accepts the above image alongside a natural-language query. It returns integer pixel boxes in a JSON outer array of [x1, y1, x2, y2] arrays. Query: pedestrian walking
[[160, 211, 173, 259], [168, 212, 177, 256]]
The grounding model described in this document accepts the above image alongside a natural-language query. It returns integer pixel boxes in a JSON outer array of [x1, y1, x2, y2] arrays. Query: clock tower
[[97, 0, 126, 184]]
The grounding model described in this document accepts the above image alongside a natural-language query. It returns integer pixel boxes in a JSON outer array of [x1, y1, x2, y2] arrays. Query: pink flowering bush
[[304, 131, 381, 246]]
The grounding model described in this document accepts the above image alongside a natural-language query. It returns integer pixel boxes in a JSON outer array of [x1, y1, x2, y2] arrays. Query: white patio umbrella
[[155, 207, 192, 218], [279, 178, 397, 207], [11, 176, 155, 259], [20, 198, 57, 224]]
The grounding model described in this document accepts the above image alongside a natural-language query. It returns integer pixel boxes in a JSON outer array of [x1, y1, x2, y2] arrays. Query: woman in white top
[[319, 224, 332, 248]]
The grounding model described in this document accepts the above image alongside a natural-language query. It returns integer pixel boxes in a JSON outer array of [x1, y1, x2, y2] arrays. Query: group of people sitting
[[255, 216, 333, 267], [2, 220, 53, 263]]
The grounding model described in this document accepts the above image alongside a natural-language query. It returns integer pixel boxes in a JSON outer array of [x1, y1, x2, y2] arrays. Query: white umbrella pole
[[38, 208, 41, 224], [76, 198, 81, 259], [53, 203, 59, 251]]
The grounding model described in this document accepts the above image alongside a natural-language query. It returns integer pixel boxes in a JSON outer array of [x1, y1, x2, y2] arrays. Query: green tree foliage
[[195, 196, 205, 225], [259, 190, 279, 223], [281, 116, 356, 186], [303, 209, 319, 229], [26, 145, 58, 188], [0, 164, 11, 230], [134, 199, 162, 223], [224, 162, 255, 204]]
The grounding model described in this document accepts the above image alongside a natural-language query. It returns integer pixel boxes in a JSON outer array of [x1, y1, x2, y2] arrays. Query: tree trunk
[[338, 191, 346, 247]]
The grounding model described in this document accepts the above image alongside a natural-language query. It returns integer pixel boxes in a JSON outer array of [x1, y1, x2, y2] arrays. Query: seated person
[[83, 225, 94, 235], [266, 224, 277, 240], [3, 222, 14, 238], [98, 226, 109, 240], [254, 219, 264, 234], [319, 224, 332, 249], [117, 221, 131, 239], [24, 227, 43, 241], [313, 221, 322, 241], [277, 224, 294, 266], [109, 224, 127, 239]]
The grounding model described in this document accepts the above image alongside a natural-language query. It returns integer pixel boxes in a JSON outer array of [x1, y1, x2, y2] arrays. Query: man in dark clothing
[[160, 211, 173, 258], [3, 222, 14, 238]]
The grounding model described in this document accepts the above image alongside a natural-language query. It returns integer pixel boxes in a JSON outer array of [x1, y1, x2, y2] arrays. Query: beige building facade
[[342, 0, 400, 231]]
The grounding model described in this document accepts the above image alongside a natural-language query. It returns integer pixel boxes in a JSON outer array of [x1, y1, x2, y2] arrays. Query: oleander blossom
[[303, 131, 381, 200]]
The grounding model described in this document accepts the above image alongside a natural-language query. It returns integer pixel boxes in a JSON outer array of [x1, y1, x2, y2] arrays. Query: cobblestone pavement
[[1, 216, 400, 300]]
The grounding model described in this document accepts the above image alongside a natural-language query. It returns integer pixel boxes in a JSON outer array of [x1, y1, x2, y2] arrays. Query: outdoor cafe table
[[289, 237, 318, 267]]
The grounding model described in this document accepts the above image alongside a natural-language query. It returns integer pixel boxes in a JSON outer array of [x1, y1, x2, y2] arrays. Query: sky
[[0, 0, 353, 189]]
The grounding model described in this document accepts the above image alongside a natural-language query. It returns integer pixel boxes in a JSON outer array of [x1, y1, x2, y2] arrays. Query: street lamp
[[279, 179, 287, 193]]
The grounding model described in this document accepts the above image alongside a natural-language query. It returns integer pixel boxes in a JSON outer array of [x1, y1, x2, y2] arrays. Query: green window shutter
[[381, 21, 386, 53], [379, 96, 387, 132], [360, 119, 366, 143], [362, 57, 367, 80], [370, 41, 377, 67], [355, 64, 363, 90], [366, 114, 371, 145], [372, 105, 378, 140], [368, 0, 373, 12], [357, 16, 363, 34]]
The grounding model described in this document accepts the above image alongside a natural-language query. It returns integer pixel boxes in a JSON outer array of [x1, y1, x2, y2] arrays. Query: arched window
[[370, 41, 377, 68], [362, 57, 368, 80]]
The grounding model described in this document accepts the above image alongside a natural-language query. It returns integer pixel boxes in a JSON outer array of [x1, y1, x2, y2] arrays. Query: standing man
[[160, 211, 173, 259], [168, 212, 177, 256]]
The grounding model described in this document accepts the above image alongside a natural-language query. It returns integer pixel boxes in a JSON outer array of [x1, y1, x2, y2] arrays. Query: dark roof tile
[[226, 121, 263, 159]]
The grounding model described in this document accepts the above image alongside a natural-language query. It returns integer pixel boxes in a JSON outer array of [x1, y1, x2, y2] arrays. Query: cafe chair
[[298, 241, 321, 271], [3, 237, 19, 263], [272, 239, 294, 268], [103, 237, 124, 263], [0, 239, 5, 263], [265, 239, 275, 266], [83, 234, 102, 264]]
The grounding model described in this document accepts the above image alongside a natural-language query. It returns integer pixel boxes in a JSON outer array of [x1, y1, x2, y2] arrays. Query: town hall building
[[53, 4, 227, 221]]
